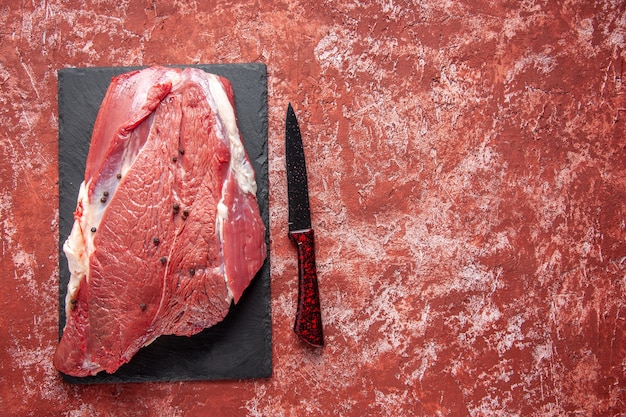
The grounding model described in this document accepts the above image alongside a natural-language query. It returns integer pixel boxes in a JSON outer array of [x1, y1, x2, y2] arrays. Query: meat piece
[[53, 66, 267, 377]]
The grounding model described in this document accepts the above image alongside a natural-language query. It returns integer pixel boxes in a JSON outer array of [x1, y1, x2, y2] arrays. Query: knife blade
[[285, 103, 324, 348]]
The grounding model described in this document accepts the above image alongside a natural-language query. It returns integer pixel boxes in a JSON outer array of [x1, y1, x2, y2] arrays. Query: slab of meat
[[53, 66, 267, 377]]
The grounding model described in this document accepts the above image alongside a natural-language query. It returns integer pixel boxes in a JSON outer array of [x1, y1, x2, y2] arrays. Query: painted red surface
[[1, 0, 625, 415]]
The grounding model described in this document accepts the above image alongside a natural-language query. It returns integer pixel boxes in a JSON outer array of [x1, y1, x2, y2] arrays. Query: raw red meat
[[53, 66, 267, 377]]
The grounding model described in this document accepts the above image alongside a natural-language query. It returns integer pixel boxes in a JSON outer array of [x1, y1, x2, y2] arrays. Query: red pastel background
[[1, 0, 625, 415]]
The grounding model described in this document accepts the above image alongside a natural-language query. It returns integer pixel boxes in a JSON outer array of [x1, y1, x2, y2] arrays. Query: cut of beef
[[53, 66, 267, 377]]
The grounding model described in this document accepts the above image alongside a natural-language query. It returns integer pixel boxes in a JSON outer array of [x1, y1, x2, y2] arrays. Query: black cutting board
[[57, 64, 271, 383]]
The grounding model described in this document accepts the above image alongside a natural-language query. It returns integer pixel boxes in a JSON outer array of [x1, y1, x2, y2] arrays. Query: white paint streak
[[505, 52, 557, 86]]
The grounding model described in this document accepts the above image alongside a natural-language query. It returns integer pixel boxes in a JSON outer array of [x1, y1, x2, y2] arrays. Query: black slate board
[[57, 64, 271, 383]]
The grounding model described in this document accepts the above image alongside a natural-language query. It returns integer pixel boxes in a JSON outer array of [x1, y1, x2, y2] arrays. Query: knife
[[285, 103, 324, 348]]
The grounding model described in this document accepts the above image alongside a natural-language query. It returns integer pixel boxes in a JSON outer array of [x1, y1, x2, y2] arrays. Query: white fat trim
[[128, 67, 182, 118], [216, 200, 229, 222], [62, 182, 91, 319], [214, 199, 234, 301], [188, 70, 258, 195], [142, 336, 159, 347]]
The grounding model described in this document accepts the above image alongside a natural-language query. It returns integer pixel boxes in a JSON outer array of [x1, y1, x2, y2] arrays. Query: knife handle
[[289, 228, 324, 347]]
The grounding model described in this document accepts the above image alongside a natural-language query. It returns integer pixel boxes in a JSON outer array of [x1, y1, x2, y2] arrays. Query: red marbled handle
[[289, 228, 324, 347]]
